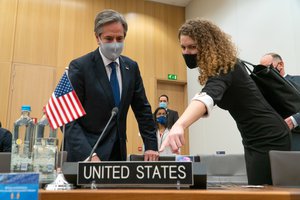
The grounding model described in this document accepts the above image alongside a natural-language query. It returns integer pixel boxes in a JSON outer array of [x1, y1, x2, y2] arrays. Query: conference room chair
[[269, 150, 300, 187]]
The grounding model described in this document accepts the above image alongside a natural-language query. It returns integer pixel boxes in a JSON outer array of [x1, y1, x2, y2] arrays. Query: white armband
[[290, 116, 298, 128], [192, 92, 214, 118]]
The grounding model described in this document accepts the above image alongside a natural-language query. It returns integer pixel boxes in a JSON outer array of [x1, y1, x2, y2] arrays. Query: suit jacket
[[65, 49, 157, 162], [286, 74, 300, 85], [286, 74, 300, 91], [0, 128, 12, 152], [285, 74, 300, 127], [285, 74, 300, 150], [166, 109, 179, 129]]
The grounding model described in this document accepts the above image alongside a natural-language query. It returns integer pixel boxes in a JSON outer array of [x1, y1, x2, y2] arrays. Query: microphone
[[87, 107, 119, 161]]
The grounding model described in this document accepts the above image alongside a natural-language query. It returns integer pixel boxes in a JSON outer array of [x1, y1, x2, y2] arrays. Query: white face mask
[[99, 40, 124, 61]]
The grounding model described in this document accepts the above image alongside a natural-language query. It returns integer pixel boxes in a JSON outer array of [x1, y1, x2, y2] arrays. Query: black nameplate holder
[[77, 161, 193, 188]]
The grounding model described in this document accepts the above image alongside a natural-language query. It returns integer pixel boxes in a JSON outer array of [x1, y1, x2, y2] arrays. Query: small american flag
[[45, 71, 86, 129]]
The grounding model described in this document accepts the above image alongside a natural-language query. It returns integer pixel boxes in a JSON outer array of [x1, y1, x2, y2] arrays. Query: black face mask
[[270, 63, 281, 73], [182, 54, 198, 69]]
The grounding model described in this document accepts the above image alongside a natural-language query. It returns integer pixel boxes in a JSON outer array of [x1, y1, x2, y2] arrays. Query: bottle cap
[[21, 105, 31, 111]]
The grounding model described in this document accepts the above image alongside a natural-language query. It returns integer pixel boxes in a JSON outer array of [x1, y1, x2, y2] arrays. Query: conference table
[[39, 186, 300, 200]]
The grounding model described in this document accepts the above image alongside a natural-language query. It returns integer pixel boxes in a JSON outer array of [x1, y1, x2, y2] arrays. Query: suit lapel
[[92, 49, 115, 108], [119, 56, 131, 110], [167, 110, 171, 119]]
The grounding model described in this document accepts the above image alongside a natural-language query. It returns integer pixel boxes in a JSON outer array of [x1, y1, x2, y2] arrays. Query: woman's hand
[[159, 124, 185, 154]]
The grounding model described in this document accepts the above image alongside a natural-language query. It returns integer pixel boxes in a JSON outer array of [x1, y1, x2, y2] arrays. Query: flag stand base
[[45, 170, 74, 190]]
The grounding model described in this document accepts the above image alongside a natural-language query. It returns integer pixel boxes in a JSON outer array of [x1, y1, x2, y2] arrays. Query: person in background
[[65, 9, 158, 162], [153, 107, 176, 155], [0, 121, 12, 152], [158, 94, 179, 129], [260, 53, 300, 150], [260, 53, 300, 89], [160, 18, 291, 185]]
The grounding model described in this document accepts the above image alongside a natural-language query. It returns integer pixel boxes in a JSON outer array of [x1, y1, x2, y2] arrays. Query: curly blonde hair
[[179, 18, 237, 85]]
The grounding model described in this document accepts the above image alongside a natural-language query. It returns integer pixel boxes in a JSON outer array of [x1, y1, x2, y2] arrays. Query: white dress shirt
[[99, 48, 122, 97]]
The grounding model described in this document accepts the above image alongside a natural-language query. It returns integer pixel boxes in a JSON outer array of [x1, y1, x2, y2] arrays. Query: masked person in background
[[153, 107, 177, 155], [65, 9, 158, 162], [158, 94, 179, 129], [260, 53, 300, 151], [160, 18, 291, 185]]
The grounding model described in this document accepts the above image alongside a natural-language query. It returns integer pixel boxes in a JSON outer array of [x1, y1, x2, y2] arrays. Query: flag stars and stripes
[[54, 75, 73, 97], [45, 71, 86, 129]]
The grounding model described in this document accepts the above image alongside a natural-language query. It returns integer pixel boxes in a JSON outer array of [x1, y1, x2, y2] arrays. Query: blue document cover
[[0, 173, 39, 200]]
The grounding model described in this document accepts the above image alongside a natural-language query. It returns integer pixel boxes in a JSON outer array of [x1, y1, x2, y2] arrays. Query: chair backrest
[[128, 154, 200, 162], [199, 154, 248, 185], [269, 150, 300, 186], [128, 154, 175, 161], [0, 152, 11, 173]]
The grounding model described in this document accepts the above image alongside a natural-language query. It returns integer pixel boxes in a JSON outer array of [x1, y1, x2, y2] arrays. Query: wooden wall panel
[[0, 63, 12, 127], [0, 0, 17, 127], [153, 4, 186, 82], [166, 6, 187, 81], [57, 0, 102, 69], [7, 64, 56, 130], [13, 0, 60, 66], [0, 0, 17, 62]]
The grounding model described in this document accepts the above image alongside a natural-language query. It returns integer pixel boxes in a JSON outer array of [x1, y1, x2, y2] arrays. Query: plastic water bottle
[[11, 105, 35, 172], [35, 114, 57, 138], [33, 114, 58, 183]]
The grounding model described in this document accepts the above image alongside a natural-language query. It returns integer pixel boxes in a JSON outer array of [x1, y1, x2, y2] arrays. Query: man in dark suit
[[65, 9, 158, 162], [0, 121, 12, 152], [260, 53, 300, 150], [158, 94, 179, 129]]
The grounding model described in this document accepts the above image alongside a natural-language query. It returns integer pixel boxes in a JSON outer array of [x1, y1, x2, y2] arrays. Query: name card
[[77, 161, 193, 187], [0, 173, 39, 200]]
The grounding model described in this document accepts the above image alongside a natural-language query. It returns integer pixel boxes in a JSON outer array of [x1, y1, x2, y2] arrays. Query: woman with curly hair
[[160, 18, 291, 185]]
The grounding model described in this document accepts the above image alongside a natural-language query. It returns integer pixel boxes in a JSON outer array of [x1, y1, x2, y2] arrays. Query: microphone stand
[[45, 125, 74, 190]]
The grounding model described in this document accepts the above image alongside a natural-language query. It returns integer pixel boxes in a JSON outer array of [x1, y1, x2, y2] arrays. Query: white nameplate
[[77, 161, 193, 187]]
